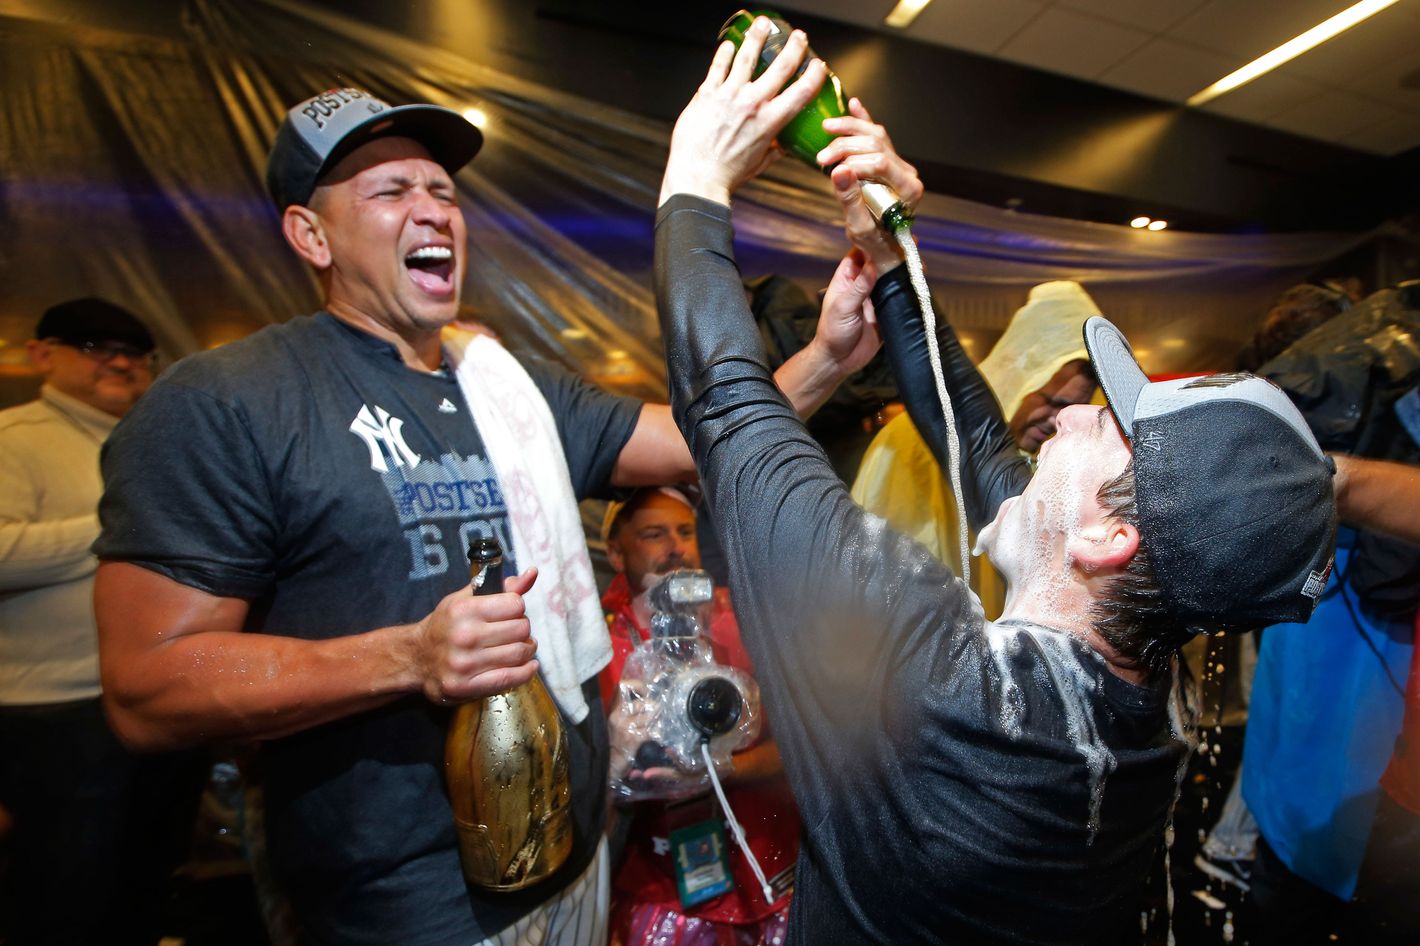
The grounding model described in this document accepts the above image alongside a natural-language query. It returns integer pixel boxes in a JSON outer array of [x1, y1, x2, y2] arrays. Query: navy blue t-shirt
[[97, 312, 641, 945]]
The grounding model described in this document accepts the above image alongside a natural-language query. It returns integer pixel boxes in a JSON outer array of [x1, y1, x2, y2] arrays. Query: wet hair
[[1238, 284, 1351, 371], [1089, 461, 1197, 674]]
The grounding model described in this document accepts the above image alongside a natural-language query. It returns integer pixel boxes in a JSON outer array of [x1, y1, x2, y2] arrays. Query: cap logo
[[1181, 372, 1250, 390], [299, 87, 378, 131], [1139, 430, 1165, 452], [1301, 559, 1333, 600]]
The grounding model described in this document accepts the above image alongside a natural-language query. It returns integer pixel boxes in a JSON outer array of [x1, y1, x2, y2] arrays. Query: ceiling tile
[[1198, 69, 1328, 122], [1097, 37, 1242, 102], [1275, 3, 1420, 85], [1341, 46, 1420, 114], [903, 0, 1047, 56], [1056, 0, 1209, 34], [1169, 0, 1369, 62], [1265, 88, 1406, 141], [1336, 112, 1420, 155], [777, 0, 894, 31], [996, 7, 1151, 80]]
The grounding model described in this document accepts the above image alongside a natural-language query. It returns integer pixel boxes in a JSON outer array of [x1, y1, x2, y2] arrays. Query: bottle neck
[[471, 561, 504, 594]]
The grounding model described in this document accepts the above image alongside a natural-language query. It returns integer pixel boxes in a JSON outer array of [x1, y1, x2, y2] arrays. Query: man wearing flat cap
[[93, 89, 876, 945], [0, 298, 183, 944]]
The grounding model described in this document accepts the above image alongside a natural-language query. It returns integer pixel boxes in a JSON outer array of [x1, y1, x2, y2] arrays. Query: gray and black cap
[[265, 87, 483, 210], [1083, 316, 1337, 630]]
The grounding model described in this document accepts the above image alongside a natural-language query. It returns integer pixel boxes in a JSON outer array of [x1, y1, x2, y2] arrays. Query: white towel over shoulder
[[444, 330, 611, 724]]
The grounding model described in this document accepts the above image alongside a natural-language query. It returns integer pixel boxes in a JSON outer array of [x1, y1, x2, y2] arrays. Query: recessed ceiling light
[[462, 107, 489, 129], [1187, 0, 1400, 107], [560, 327, 588, 340], [1148, 220, 1168, 231], [1130, 216, 1152, 229], [885, 0, 934, 29]]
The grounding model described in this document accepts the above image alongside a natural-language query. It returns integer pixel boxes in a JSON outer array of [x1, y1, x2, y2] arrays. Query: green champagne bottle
[[718, 9, 911, 231]]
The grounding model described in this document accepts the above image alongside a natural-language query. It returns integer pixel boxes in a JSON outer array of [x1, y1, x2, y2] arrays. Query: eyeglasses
[[46, 338, 156, 368]]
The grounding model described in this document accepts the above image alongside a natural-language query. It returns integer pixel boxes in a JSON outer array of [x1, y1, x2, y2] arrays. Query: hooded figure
[[851, 280, 1101, 618]]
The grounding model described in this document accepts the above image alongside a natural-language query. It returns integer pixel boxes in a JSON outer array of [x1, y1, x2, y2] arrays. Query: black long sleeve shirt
[[655, 195, 1185, 945]]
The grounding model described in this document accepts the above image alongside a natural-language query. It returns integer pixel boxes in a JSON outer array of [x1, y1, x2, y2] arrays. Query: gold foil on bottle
[[445, 556, 573, 891]]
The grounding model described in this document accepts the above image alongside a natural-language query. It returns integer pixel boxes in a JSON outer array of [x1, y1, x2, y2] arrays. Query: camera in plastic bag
[[608, 570, 761, 801]]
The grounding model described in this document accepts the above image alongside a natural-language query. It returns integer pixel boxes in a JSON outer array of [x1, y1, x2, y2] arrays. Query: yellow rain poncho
[[850, 281, 1102, 619]]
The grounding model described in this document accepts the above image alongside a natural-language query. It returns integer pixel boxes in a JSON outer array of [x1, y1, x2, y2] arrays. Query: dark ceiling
[[8, 0, 1418, 232], [299, 0, 1420, 234]]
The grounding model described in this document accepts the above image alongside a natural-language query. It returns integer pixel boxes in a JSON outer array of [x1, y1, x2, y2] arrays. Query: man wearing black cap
[[649, 22, 1339, 944], [92, 88, 874, 946], [0, 299, 167, 943]]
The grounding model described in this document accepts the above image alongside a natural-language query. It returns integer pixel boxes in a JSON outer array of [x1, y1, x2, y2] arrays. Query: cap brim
[[1083, 315, 1149, 439], [317, 103, 483, 187]]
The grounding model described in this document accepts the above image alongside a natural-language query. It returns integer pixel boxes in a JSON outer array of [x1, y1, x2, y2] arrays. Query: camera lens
[[686, 676, 743, 738]]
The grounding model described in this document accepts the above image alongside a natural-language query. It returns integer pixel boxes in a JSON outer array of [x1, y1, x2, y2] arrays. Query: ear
[[25, 339, 52, 373], [282, 204, 332, 270], [1068, 518, 1140, 574], [605, 540, 625, 575]]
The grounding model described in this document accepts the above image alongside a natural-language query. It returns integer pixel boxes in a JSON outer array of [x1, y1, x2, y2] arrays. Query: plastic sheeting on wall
[[0, 0, 1375, 403]]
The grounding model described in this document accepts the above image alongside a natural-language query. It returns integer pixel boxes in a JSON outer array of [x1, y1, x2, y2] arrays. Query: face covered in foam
[[977, 403, 1133, 599]]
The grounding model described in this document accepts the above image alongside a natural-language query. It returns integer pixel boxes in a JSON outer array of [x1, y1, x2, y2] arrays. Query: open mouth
[[404, 244, 455, 296]]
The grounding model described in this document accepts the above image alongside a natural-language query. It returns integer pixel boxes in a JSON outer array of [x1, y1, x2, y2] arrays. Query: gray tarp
[[0, 0, 1372, 399]]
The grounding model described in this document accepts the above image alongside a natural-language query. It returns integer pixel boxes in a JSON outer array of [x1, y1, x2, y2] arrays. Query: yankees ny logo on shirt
[[350, 404, 421, 472]]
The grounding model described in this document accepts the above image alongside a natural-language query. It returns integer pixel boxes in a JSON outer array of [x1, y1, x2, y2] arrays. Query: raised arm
[[651, 23, 985, 796], [820, 105, 1029, 530], [866, 267, 1029, 529], [611, 273, 879, 487]]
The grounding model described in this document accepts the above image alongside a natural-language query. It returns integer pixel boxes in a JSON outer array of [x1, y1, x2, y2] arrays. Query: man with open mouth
[[90, 86, 878, 946]]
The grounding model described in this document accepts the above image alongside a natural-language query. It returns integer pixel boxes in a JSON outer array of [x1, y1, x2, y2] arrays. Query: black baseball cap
[[1083, 316, 1336, 630], [35, 298, 154, 353], [265, 87, 483, 210]]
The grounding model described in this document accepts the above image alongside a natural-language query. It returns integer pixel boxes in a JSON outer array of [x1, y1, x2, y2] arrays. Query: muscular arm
[[610, 348, 874, 487], [96, 561, 541, 751], [1332, 454, 1420, 545]]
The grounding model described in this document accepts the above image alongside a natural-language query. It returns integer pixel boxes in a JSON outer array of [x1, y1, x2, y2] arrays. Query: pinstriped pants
[[474, 838, 610, 946]]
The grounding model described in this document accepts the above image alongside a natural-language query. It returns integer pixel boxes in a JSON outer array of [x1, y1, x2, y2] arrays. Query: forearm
[[727, 738, 784, 784], [1333, 455, 1420, 545], [773, 341, 851, 419], [871, 267, 1029, 529], [96, 562, 422, 750], [110, 628, 419, 751], [0, 515, 100, 591]]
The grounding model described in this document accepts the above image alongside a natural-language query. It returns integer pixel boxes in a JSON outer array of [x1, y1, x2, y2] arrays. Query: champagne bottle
[[445, 537, 572, 891], [718, 9, 912, 231]]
